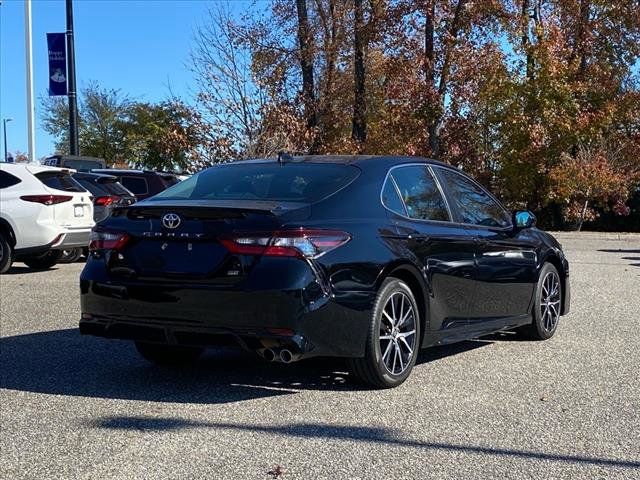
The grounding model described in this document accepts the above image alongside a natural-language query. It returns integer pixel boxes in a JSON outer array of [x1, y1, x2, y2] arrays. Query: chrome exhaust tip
[[262, 348, 276, 362], [279, 349, 294, 363]]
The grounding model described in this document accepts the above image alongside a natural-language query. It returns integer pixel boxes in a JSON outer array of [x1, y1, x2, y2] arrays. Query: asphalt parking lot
[[1, 232, 639, 479]]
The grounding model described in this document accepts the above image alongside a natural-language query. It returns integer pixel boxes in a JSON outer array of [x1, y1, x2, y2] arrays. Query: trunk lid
[[33, 169, 94, 229], [107, 200, 310, 280]]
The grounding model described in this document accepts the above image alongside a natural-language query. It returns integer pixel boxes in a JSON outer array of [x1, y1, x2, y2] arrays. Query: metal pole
[[3, 120, 9, 161], [24, 0, 36, 162], [66, 0, 79, 155]]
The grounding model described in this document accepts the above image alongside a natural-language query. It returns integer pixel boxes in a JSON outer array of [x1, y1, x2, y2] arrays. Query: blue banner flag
[[47, 33, 67, 96]]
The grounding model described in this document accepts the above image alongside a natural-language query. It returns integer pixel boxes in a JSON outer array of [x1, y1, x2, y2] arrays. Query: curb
[[548, 231, 640, 241]]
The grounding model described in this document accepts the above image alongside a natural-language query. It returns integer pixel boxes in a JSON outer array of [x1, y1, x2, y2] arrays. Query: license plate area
[[133, 240, 227, 276], [74, 205, 85, 217]]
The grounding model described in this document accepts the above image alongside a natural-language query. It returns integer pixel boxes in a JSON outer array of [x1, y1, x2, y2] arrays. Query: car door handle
[[474, 237, 488, 246]]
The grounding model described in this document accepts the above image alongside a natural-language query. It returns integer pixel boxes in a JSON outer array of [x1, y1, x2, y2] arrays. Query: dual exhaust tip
[[262, 347, 299, 364]]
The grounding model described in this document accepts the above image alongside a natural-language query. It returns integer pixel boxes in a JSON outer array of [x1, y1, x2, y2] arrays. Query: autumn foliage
[[188, 0, 640, 228], [41, 1, 640, 228]]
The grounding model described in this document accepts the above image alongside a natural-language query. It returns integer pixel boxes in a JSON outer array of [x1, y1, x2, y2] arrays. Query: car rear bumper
[[79, 259, 374, 358], [53, 228, 92, 249], [14, 228, 92, 255]]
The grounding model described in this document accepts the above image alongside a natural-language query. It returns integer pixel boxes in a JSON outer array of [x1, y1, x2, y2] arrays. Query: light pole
[[3, 118, 12, 162], [66, 0, 79, 155], [24, 0, 35, 162]]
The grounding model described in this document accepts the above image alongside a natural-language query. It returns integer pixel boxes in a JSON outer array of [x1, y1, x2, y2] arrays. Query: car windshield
[[149, 163, 360, 203]]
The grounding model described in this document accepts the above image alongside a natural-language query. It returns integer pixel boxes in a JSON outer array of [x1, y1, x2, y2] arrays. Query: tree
[[13, 151, 28, 163], [295, 0, 317, 131], [190, 2, 272, 158], [41, 82, 130, 164], [549, 143, 637, 230], [351, 0, 368, 145], [41, 82, 211, 172], [124, 100, 211, 172], [184, 0, 640, 228]]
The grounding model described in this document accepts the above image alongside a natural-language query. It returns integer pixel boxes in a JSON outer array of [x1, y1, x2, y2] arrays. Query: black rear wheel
[[0, 233, 13, 274], [21, 250, 63, 270], [519, 262, 562, 340], [135, 341, 203, 366], [348, 278, 420, 388], [59, 248, 83, 263]]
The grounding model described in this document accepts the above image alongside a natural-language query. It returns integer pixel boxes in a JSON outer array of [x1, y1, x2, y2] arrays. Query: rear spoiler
[[114, 199, 310, 220]]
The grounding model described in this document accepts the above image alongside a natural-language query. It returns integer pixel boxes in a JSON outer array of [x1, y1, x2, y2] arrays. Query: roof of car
[[91, 169, 178, 176], [0, 162, 76, 174], [235, 155, 455, 169], [73, 171, 118, 180], [46, 155, 104, 161], [91, 168, 146, 174]]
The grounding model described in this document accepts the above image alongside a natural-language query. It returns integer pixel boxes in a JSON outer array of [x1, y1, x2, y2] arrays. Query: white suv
[[0, 163, 95, 273]]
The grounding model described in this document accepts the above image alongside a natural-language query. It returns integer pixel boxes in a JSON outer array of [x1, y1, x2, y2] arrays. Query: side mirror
[[513, 210, 536, 229]]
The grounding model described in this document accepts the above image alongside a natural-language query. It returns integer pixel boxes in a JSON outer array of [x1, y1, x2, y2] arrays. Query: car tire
[[0, 232, 13, 274], [518, 262, 562, 340], [135, 341, 204, 366], [22, 250, 63, 270], [348, 278, 421, 388], [59, 248, 83, 263]]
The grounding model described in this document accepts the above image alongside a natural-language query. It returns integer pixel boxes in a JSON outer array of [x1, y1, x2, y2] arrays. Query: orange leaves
[[177, 0, 640, 226], [548, 144, 637, 223]]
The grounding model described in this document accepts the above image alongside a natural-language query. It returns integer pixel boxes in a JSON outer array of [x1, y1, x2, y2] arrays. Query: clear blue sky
[[0, 0, 254, 158]]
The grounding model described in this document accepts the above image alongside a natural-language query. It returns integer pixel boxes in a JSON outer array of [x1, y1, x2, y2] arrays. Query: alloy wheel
[[379, 291, 417, 375], [540, 271, 561, 332]]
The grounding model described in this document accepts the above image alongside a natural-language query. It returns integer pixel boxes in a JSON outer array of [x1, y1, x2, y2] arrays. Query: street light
[[3, 117, 13, 162]]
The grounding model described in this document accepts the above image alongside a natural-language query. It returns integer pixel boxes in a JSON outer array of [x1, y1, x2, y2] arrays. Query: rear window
[[120, 176, 148, 195], [150, 163, 360, 203], [159, 174, 180, 188], [35, 171, 85, 192], [101, 180, 133, 196], [74, 177, 108, 196], [0, 171, 22, 189]]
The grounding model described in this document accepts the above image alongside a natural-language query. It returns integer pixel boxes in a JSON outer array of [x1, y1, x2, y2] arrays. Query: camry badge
[[161, 213, 181, 229]]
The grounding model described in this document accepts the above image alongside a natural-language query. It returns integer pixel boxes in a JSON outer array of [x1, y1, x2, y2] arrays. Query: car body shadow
[[598, 249, 640, 268], [4, 265, 60, 275], [1, 328, 492, 403], [598, 249, 640, 254], [87, 417, 640, 470]]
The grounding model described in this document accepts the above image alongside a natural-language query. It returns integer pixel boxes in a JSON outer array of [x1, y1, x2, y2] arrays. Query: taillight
[[220, 229, 350, 259], [20, 194, 73, 205], [88, 229, 130, 251], [94, 195, 121, 206]]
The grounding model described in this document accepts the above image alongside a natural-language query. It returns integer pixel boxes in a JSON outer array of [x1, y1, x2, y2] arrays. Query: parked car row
[[0, 162, 181, 273], [0, 164, 94, 273], [91, 169, 180, 200]]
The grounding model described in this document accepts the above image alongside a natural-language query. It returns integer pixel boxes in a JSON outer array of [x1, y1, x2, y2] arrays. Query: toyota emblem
[[162, 213, 181, 229]]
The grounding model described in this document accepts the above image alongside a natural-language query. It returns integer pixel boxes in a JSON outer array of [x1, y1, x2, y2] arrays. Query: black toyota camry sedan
[[80, 155, 570, 388]]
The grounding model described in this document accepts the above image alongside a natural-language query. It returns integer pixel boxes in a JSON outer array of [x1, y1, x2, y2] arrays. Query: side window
[[437, 168, 510, 227], [390, 166, 449, 221], [381, 175, 406, 216], [0, 171, 22, 189], [121, 176, 148, 195]]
